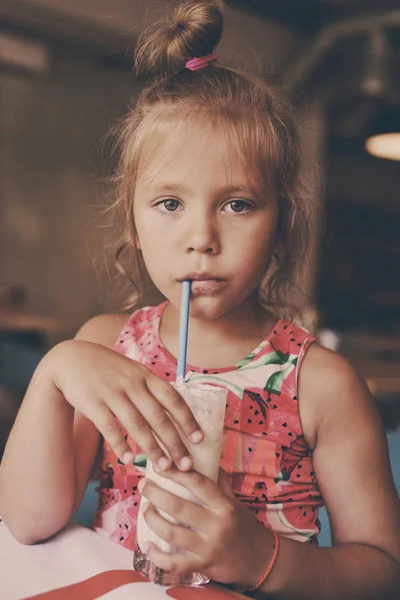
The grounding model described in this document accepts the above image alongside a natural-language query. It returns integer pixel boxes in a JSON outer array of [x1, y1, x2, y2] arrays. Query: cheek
[[136, 224, 175, 288], [135, 212, 169, 253], [229, 217, 276, 263]]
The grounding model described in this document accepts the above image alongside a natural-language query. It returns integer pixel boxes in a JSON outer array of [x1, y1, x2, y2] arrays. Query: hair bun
[[135, 0, 224, 74]]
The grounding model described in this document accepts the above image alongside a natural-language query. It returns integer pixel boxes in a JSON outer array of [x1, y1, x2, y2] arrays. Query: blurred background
[[0, 0, 399, 543]]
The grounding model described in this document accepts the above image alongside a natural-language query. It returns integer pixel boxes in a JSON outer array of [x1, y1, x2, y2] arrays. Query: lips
[[178, 273, 225, 296], [180, 275, 224, 296], [191, 279, 224, 294]]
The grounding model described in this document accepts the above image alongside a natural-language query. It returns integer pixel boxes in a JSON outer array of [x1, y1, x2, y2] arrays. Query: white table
[[0, 523, 245, 600]]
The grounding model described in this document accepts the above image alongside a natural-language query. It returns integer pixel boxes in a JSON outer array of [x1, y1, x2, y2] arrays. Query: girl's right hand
[[44, 340, 203, 472]]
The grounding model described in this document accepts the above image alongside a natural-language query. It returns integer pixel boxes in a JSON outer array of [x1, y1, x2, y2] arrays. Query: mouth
[[178, 274, 226, 296]]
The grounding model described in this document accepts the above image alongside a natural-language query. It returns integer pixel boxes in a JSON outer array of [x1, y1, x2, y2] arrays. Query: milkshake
[[133, 382, 227, 585]]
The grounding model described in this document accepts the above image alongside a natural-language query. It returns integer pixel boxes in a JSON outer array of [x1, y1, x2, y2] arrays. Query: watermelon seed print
[[246, 390, 268, 419], [240, 390, 269, 433]]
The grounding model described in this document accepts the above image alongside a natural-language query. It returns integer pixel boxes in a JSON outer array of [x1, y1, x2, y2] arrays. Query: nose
[[185, 212, 220, 255]]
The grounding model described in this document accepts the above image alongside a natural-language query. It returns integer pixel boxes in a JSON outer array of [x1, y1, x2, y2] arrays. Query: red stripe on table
[[23, 569, 147, 599]]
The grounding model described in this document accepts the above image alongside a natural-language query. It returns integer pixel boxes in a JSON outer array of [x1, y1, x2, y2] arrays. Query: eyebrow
[[145, 182, 260, 196]]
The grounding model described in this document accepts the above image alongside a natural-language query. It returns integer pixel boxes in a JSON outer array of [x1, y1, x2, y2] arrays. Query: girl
[[1, 1, 399, 598]]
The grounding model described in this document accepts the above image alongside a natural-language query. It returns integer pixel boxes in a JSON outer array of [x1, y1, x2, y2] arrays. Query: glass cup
[[133, 382, 227, 586]]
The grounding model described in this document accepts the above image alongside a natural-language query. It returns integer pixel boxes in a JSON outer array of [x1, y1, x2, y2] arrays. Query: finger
[[127, 384, 195, 471], [144, 504, 203, 553], [156, 466, 226, 509], [107, 395, 166, 467], [145, 541, 202, 577], [140, 479, 205, 530], [218, 468, 236, 499], [145, 377, 204, 444], [91, 403, 139, 464]]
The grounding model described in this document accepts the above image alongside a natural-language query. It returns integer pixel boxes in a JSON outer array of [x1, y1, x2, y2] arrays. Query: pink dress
[[92, 302, 323, 549]]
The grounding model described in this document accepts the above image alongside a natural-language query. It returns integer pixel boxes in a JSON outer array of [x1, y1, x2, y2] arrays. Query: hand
[[139, 467, 274, 587], [43, 340, 203, 471]]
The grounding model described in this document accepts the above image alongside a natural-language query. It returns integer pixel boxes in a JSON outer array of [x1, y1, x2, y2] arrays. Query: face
[[133, 122, 278, 320]]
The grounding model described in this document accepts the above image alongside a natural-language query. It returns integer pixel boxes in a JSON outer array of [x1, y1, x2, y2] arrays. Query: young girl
[[1, 1, 399, 597]]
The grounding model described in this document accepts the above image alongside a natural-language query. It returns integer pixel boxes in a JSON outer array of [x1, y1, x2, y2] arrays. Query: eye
[[156, 198, 182, 212], [224, 199, 253, 214]]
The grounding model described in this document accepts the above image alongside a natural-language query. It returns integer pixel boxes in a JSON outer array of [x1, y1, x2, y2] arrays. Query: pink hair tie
[[185, 52, 217, 71]]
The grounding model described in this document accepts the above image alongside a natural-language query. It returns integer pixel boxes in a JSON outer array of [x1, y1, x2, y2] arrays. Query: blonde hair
[[111, 0, 318, 318]]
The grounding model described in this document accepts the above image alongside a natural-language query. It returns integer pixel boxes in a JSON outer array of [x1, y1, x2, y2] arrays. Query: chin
[[187, 296, 234, 321]]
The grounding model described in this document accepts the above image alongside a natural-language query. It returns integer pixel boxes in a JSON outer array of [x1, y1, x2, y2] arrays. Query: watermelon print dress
[[92, 301, 323, 549]]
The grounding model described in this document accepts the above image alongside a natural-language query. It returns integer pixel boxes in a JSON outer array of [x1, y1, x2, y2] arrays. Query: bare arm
[[0, 314, 128, 544], [259, 346, 400, 599]]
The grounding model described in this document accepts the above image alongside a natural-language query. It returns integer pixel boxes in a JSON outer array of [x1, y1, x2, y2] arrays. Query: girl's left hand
[[138, 467, 274, 587]]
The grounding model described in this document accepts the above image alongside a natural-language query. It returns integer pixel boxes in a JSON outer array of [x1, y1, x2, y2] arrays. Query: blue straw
[[176, 280, 191, 381]]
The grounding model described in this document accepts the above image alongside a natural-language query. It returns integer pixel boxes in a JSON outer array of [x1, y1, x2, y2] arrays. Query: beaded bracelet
[[247, 531, 280, 593]]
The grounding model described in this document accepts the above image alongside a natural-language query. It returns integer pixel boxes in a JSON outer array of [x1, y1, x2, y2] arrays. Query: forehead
[[135, 110, 272, 191]]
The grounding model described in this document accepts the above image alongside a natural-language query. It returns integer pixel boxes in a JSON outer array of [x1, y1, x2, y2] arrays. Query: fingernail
[[190, 430, 203, 443], [122, 451, 135, 464], [179, 456, 193, 471], [138, 478, 146, 493], [157, 456, 172, 472]]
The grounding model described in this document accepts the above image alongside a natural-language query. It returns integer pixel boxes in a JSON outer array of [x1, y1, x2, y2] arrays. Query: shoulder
[[298, 343, 377, 448], [74, 313, 130, 348], [300, 342, 371, 402]]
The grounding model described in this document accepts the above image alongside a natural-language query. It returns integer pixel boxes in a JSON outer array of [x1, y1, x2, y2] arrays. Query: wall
[[0, 44, 132, 332]]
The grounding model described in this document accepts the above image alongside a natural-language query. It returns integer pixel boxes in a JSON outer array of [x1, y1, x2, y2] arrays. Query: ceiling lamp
[[365, 132, 400, 161], [365, 111, 400, 161]]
